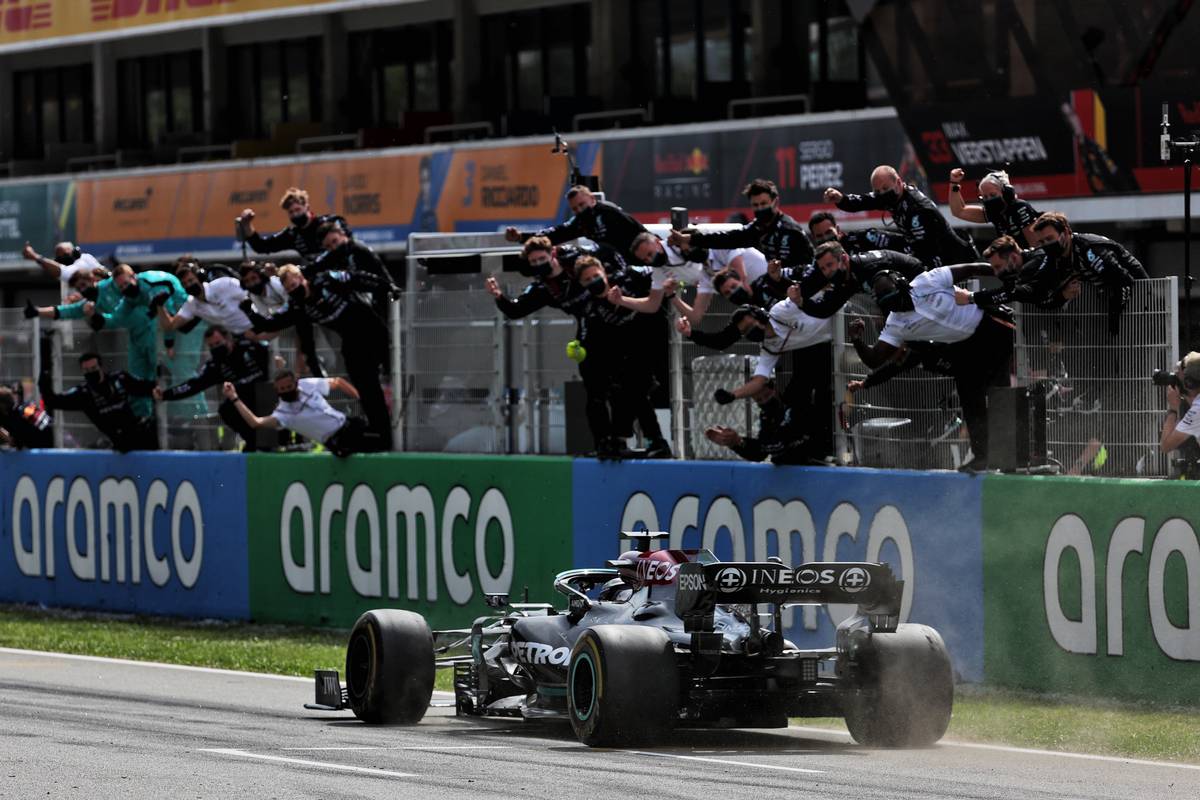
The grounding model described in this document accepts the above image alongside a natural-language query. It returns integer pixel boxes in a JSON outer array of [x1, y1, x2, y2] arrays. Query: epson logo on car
[[512, 641, 570, 666], [678, 573, 706, 592]]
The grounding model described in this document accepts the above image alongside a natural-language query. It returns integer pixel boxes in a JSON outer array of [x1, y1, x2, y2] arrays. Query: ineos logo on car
[[716, 567, 747, 593]]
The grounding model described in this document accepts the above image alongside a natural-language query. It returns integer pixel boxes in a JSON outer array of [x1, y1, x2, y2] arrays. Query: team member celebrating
[[948, 168, 1041, 247], [238, 187, 349, 265], [504, 185, 647, 258], [39, 353, 159, 452], [670, 178, 814, 268]]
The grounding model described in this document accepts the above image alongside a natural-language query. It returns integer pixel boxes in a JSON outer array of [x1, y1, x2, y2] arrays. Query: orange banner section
[[77, 156, 425, 247], [436, 145, 571, 232], [0, 0, 342, 50]]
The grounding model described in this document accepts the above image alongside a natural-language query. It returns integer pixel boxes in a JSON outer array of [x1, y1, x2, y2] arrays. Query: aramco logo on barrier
[[10, 475, 204, 587], [1044, 514, 1200, 661], [617, 492, 915, 629], [277, 482, 514, 604]]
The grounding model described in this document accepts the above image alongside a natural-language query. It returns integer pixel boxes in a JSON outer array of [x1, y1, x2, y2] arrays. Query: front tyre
[[345, 609, 435, 724], [568, 625, 679, 747], [843, 623, 953, 747]]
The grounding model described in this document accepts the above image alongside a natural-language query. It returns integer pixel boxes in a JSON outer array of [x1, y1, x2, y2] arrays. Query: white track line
[[788, 726, 1200, 772], [632, 750, 824, 774], [282, 745, 508, 752], [201, 748, 414, 778]]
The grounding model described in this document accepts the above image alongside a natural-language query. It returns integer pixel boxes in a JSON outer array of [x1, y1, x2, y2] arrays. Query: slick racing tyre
[[568, 625, 679, 747], [843, 623, 953, 747], [345, 609, 435, 724]]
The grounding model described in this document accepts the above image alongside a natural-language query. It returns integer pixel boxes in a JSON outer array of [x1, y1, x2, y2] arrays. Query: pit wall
[[2, 453, 1197, 703]]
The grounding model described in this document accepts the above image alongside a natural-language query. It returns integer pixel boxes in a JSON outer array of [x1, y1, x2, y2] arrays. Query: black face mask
[[584, 277, 606, 296], [728, 287, 752, 306], [186, 283, 204, 298], [288, 286, 307, 304], [121, 282, 140, 299], [575, 206, 595, 222], [245, 281, 266, 296], [59, 251, 78, 266], [83, 370, 102, 387], [650, 250, 668, 268], [80, 286, 99, 301], [877, 188, 900, 208], [744, 326, 766, 343], [753, 207, 776, 225], [1041, 239, 1066, 259], [815, 230, 838, 244], [290, 212, 309, 227], [529, 260, 553, 278], [982, 196, 1007, 219], [279, 389, 300, 402], [210, 344, 230, 360]]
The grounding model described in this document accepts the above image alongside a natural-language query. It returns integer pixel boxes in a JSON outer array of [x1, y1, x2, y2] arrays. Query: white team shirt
[[250, 275, 290, 316], [58, 252, 103, 284], [176, 276, 253, 333], [708, 247, 768, 284], [269, 378, 347, 443], [878, 266, 983, 348], [649, 240, 714, 294], [1177, 404, 1200, 439], [752, 299, 835, 378]]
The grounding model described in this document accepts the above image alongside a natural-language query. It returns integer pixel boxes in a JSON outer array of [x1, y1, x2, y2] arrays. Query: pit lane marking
[[201, 748, 415, 778], [631, 750, 824, 774]]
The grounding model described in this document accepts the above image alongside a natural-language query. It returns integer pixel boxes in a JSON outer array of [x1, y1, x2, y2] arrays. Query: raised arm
[[222, 382, 280, 429]]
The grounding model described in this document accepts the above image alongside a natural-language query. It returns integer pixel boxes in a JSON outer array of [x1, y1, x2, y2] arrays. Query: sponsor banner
[[572, 460, 984, 681], [598, 114, 915, 226], [245, 454, 574, 629], [0, 0, 348, 52], [0, 451, 248, 618], [0, 180, 75, 266], [982, 476, 1200, 705], [75, 155, 430, 257]]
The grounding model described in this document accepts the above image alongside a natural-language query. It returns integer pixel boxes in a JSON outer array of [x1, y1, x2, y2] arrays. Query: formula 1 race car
[[307, 533, 953, 748]]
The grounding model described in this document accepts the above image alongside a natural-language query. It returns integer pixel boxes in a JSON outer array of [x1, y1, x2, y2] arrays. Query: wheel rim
[[347, 627, 374, 703], [570, 652, 597, 722]]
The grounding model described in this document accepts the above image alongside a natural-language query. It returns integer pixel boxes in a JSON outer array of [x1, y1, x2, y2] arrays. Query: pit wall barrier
[[2, 453, 1198, 702]]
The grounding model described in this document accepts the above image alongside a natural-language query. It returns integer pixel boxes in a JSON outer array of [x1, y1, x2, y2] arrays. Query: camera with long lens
[[1151, 368, 1182, 389]]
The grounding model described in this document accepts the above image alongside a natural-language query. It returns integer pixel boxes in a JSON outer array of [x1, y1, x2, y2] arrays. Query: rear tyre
[[568, 625, 679, 747], [345, 609, 435, 724], [843, 623, 953, 747]]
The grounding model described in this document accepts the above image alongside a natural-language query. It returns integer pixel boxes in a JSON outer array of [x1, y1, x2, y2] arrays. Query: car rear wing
[[675, 561, 902, 631]]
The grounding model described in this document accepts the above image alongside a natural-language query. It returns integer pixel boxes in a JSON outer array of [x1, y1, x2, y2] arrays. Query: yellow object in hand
[[566, 340, 587, 363]]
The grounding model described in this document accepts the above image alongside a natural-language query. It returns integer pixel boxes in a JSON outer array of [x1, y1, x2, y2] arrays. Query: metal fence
[[1, 240, 1181, 477]]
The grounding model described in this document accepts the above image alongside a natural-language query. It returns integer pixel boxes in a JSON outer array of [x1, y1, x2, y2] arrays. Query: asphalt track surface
[[1, 648, 1197, 800]]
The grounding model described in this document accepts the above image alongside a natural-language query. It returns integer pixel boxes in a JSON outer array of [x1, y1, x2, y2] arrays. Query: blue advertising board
[[572, 461, 985, 681], [0, 451, 249, 619]]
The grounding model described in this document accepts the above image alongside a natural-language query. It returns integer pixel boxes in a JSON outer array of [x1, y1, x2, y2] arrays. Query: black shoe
[[957, 456, 988, 473], [594, 437, 624, 461], [644, 438, 673, 459]]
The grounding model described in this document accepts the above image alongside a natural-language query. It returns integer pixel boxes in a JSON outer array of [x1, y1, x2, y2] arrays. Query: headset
[[982, 170, 1017, 205], [871, 270, 912, 313]]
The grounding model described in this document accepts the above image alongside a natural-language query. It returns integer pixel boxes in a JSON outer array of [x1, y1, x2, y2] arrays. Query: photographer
[[504, 185, 647, 258], [39, 353, 159, 452], [0, 385, 53, 449], [669, 178, 814, 270], [238, 187, 349, 265], [222, 372, 381, 457], [153, 326, 273, 451], [240, 264, 395, 449], [1159, 354, 1200, 460], [826, 165, 978, 268]]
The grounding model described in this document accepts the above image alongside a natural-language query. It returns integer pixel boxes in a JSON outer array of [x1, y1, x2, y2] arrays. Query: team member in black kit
[[704, 381, 815, 465], [795, 241, 928, 318], [825, 165, 978, 268], [240, 264, 395, 449], [574, 256, 672, 459], [238, 186, 349, 266], [504, 185, 648, 258], [807, 211, 911, 256], [309, 221, 397, 285], [39, 353, 159, 451], [152, 326, 274, 451], [948, 168, 1040, 247], [669, 178, 814, 268], [485, 236, 601, 322], [0, 385, 53, 448]]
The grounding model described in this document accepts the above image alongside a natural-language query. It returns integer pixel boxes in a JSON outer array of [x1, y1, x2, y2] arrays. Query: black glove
[[714, 388, 736, 405], [387, 285, 402, 301], [87, 311, 106, 331], [23, 299, 38, 319], [238, 298, 257, 316], [148, 292, 169, 314]]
